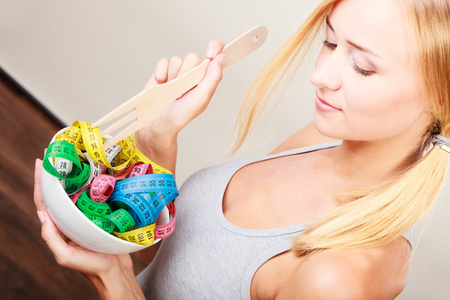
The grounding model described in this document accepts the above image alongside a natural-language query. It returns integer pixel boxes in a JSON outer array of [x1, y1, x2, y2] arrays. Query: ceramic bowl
[[40, 127, 169, 254]]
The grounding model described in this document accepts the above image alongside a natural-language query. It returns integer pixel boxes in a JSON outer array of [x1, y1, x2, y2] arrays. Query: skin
[[33, 47, 225, 300], [309, 0, 432, 187], [235, 0, 429, 298], [33, 0, 433, 298]]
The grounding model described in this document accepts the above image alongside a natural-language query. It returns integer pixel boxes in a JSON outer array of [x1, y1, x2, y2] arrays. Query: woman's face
[[311, 0, 431, 143]]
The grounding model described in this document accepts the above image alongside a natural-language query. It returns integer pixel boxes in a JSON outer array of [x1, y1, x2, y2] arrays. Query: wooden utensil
[[92, 25, 268, 149]]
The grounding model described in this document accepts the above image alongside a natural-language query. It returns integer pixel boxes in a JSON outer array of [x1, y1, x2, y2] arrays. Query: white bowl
[[41, 127, 169, 254]]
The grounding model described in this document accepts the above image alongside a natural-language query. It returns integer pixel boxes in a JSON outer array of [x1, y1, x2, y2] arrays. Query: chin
[[312, 116, 345, 140], [312, 113, 369, 141]]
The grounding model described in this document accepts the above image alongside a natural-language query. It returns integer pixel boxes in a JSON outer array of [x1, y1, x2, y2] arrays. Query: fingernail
[[206, 47, 216, 59], [37, 211, 45, 224]]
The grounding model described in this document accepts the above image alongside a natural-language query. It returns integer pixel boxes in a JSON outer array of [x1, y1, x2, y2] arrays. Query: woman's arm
[[133, 41, 226, 261], [135, 40, 225, 174], [35, 41, 228, 296], [34, 159, 144, 300]]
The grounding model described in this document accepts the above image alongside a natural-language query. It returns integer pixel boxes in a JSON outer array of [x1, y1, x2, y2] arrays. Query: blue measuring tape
[[111, 173, 177, 195], [108, 174, 178, 228]]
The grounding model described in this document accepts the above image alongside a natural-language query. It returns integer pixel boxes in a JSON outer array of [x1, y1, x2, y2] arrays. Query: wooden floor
[[0, 71, 147, 299]]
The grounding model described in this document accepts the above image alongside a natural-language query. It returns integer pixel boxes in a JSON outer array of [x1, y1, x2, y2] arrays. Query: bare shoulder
[[269, 122, 338, 155], [277, 237, 411, 300]]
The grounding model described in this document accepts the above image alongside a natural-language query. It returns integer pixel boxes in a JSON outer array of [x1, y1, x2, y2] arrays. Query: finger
[[34, 159, 47, 212], [40, 210, 75, 267], [177, 53, 202, 78], [193, 53, 224, 107], [200, 53, 224, 88], [153, 58, 169, 84], [167, 56, 183, 82], [206, 40, 225, 59], [143, 73, 158, 90]]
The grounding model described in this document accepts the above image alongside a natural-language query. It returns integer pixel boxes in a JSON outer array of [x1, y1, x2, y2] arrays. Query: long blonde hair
[[233, 0, 450, 255]]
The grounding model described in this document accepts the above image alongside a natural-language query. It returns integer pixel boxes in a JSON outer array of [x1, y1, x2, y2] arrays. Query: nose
[[310, 50, 341, 91]]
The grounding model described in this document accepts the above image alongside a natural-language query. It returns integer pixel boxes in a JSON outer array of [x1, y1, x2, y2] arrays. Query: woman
[[34, 0, 450, 298]]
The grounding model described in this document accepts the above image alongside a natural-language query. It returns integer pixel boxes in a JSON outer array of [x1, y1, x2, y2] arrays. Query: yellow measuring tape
[[44, 120, 176, 246], [55, 120, 171, 173]]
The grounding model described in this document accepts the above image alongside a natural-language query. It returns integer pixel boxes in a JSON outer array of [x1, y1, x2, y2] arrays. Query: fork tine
[[91, 89, 150, 128], [92, 106, 133, 129], [96, 26, 268, 148], [102, 104, 166, 149], [101, 111, 137, 136], [102, 120, 137, 149]]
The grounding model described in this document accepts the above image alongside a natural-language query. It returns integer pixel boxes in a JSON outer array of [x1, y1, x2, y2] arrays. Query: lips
[[315, 95, 341, 112]]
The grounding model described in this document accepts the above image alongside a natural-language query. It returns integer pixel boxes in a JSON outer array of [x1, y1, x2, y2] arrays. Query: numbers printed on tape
[[43, 120, 177, 246]]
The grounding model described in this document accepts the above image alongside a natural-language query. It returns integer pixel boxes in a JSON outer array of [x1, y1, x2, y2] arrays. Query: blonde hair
[[233, 0, 450, 255]]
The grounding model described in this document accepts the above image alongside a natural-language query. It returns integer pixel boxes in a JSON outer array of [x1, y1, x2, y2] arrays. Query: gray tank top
[[137, 141, 415, 299]]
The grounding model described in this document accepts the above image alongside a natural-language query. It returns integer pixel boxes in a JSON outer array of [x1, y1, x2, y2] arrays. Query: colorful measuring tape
[[43, 120, 178, 246], [113, 202, 176, 245], [109, 174, 178, 227]]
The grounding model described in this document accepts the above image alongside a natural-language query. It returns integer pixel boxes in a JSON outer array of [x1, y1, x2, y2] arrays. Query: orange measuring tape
[[43, 120, 177, 245]]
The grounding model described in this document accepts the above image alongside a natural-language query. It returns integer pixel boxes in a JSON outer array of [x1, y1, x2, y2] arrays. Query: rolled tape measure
[[43, 120, 178, 246]]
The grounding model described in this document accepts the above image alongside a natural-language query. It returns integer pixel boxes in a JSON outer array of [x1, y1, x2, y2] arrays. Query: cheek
[[342, 81, 382, 119], [344, 80, 427, 134]]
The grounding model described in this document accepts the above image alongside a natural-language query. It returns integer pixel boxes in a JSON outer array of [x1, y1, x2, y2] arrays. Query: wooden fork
[[92, 25, 268, 149]]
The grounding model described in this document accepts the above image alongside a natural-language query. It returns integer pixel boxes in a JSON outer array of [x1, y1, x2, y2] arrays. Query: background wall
[[0, 0, 448, 298]]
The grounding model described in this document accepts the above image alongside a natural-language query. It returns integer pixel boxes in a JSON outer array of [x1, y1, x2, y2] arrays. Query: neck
[[328, 136, 424, 188]]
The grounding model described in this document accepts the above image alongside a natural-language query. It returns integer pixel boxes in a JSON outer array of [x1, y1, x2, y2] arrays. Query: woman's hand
[[135, 40, 225, 155], [34, 159, 144, 299]]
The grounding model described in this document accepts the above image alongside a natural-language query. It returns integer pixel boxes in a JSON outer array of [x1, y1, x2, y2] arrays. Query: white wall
[[1, 0, 448, 298]]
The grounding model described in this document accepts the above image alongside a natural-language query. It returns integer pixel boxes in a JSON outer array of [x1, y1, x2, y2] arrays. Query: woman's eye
[[351, 59, 374, 77], [323, 39, 337, 50], [322, 39, 374, 77]]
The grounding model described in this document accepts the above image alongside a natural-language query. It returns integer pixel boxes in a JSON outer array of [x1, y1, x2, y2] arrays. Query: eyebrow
[[326, 16, 382, 59]]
